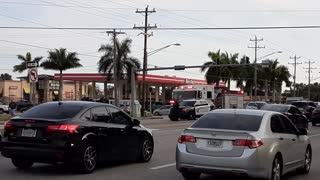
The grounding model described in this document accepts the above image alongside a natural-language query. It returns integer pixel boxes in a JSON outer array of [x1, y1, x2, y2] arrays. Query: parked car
[[261, 104, 309, 129], [246, 101, 267, 110], [292, 101, 317, 120], [1, 101, 154, 173], [176, 109, 311, 180], [153, 105, 171, 116], [0, 102, 9, 114], [16, 100, 33, 112], [311, 105, 320, 126], [169, 99, 211, 121]]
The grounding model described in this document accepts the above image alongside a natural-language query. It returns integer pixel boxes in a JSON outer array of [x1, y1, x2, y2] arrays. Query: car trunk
[[184, 128, 252, 157], [6, 118, 68, 144]]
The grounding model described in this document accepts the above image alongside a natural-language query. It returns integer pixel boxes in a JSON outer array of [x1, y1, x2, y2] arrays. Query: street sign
[[28, 68, 38, 82], [27, 61, 39, 68]]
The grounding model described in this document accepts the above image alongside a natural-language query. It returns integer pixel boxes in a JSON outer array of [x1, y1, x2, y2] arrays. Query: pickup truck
[[0, 102, 9, 114]]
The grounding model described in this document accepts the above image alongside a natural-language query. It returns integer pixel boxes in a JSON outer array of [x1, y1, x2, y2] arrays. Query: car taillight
[[178, 135, 197, 143], [183, 108, 190, 112], [232, 139, 263, 149], [47, 125, 79, 134], [4, 121, 16, 132]]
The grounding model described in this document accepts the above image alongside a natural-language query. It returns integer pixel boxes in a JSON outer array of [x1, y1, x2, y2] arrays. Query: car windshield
[[20, 103, 84, 119], [256, 103, 266, 109], [180, 101, 196, 107], [191, 113, 262, 131], [261, 105, 289, 113], [172, 91, 197, 100], [292, 102, 308, 109]]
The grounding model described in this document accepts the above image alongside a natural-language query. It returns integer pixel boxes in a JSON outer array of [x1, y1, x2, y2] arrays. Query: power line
[[289, 55, 302, 96], [304, 60, 316, 100], [3, 25, 320, 30]]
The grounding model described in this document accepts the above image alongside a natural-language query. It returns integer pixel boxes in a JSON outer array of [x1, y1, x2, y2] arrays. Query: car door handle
[[279, 137, 284, 140]]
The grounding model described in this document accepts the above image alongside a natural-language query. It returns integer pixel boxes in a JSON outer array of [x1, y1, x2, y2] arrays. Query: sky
[[1, 0, 320, 90]]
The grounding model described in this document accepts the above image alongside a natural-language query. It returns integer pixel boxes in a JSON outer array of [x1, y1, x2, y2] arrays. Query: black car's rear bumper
[[1, 141, 76, 163]]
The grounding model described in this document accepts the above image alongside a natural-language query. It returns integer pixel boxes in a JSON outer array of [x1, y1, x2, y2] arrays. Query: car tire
[[154, 112, 160, 116], [312, 122, 317, 126], [191, 110, 196, 120], [0, 108, 3, 114], [298, 147, 312, 174], [181, 171, 200, 180], [77, 141, 98, 174], [170, 117, 178, 121], [11, 158, 34, 169], [270, 156, 282, 180], [137, 136, 154, 162]]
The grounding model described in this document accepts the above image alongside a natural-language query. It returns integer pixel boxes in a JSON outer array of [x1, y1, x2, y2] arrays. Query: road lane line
[[309, 134, 320, 137], [150, 163, 176, 170]]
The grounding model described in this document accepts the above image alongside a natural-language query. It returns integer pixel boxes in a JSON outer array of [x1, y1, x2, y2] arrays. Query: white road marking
[[309, 133, 320, 137], [150, 163, 176, 170], [149, 129, 160, 132]]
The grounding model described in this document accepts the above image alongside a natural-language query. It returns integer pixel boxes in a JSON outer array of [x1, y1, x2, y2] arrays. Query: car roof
[[44, 101, 107, 108], [264, 104, 292, 107], [248, 101, 267, 103], [209, 109, 275, 116]]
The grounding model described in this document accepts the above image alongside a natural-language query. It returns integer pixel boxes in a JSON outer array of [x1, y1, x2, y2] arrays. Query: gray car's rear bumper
[[176, 143, 270, 179]]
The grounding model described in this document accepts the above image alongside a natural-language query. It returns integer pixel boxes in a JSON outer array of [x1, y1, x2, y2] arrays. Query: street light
[[147, 43, 181, 56], [141, 43, 181, 116], [254, 50, 282, 101], [258, 51, 282, 60]]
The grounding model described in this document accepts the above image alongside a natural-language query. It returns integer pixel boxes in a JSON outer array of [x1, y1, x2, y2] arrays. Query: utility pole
[[106, 29, 125, 107], [134, 6, 157, 116], [248, 35, 265, 101], [289, 55, 301, 97], [304, 60, 316, 100]]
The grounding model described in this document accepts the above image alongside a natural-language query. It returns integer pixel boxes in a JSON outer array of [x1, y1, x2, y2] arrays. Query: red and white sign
[[9, 86, 18, 90], [29, 68, 38, 82]]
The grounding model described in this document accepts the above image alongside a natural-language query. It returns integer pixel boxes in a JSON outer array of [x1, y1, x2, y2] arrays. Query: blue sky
[[1, 0, 320, 88]]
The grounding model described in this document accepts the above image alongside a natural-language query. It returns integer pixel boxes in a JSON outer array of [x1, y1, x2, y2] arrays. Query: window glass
[[108, 107, 131, 125], [92, 106, 111, 123], [261, 105, 288, 113], [248, 103, 257, 107], [180, 101, 196, 107], [279, 115, 298, 134], [270, 115, 286, 133], [192, 113, 262, 131], [80, 110, 91, 121], [20, 103, 83, 119], [207, 91, 212, 99]]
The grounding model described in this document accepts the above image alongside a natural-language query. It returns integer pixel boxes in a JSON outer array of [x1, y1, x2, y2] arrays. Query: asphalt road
[[1, 117, 320, 180]]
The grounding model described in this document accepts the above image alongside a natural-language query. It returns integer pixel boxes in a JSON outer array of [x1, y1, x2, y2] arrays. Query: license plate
[[21, 128, 37, 137], [207, 139, 222, 148]]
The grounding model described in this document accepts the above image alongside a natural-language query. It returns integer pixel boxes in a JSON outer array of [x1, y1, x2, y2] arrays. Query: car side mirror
[[133, 119, 140, 126], [297, 128, 308, 136]]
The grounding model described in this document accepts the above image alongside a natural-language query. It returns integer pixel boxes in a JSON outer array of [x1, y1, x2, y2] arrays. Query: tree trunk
[[227, 80, 231, 90], [264, 80, 268, 102], [59, 70, 63, 101], [273, 81, 276, 103]]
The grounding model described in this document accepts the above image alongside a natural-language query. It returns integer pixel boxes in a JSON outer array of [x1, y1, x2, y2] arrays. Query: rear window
[[20, 103, 84, 119], [261, 105, 289, 112], [292, 102, 307, 108], [191, 113, 262, 131], [180, 101, 196, 107]]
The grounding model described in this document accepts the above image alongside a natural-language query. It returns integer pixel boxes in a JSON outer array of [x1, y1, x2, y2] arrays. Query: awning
[[53, 90, 59, 95], [23, 87, 30, 94]]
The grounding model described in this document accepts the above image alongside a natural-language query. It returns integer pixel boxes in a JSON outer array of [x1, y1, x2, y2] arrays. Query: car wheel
[[181, 171, 200, 180], [170, 117, 178, 121], [154, 112, 160, 116], [11, 158, 33, 169], [298, 147, 312, 174], [312, 122, 317, 126], [0, 109, 3, 114], [78, 142, 97, 174], [137, 136, 154, 162], [191, 111, 196, 120], [271, 156, 282, 180]]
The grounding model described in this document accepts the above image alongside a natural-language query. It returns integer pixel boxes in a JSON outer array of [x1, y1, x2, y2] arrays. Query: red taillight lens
[[47, 125, 79, 134], [4, 121, 17, 134], [233, 139, 263, 149], [178, 135, 197, 143]]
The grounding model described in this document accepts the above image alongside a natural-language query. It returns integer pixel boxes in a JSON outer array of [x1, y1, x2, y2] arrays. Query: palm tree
[[13, 52, 43, 73], [201, 50, 225, 86], [235, 56, 254, 94], [98, 38, 140, 98], [40, 48, 82, 101]]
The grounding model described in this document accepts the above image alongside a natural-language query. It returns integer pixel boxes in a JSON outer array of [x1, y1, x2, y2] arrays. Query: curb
[[140, 116, 164, 120]]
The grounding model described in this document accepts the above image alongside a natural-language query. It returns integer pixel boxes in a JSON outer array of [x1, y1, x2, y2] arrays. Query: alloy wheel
[[305, 148, 311, 172], [142, 139, 153, 161], [272, 158, 281, 180], [83, 146, 97, 172]]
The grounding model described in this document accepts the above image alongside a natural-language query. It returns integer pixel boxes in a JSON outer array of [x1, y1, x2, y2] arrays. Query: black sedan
[[261, 104, 309, 129], [1, 101, 154, 173]]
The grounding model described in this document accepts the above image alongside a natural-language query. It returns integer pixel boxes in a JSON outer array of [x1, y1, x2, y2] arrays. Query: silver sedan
[[176, 109, 311, 180]]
